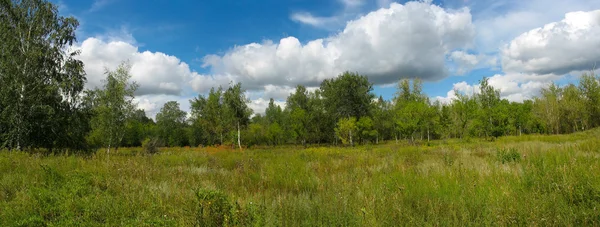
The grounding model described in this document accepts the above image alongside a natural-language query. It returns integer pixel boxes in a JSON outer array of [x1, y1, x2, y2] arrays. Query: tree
[[0, 0, 89, 151], [393, 79, 429, 142], [89, 62, 138, 154], [335, 117, 357, 146], [264, 98, 285, 145], [476, 78, 502, 139], [534, 83, 561, 134], [578, 72, 600, 128], [560, 84, 587, 133], [321, 72, 374, 121], [189, 87, 227, 146], [156, 101, 187, 147], [372, 96, 393, 143], [223, 83, 252, 149], [451, 91, 477, 139], [265, 98, 283, 125], [122, 109, 154, 147], [357, 116, 377, 144], [286, 85, 311, 145]]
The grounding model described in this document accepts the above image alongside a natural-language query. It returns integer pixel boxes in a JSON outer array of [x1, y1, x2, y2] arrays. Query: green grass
[[1, 129, 600, 226]]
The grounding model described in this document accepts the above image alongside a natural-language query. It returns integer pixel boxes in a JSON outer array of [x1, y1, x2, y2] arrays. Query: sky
[[52, 0, 600, 117]]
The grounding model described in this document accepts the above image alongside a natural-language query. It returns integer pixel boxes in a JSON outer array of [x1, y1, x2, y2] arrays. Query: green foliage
[[0, 0, 90, 152], [357, 116, 377, 144], [335, 117, 357, 146], [496, 147, 521, 164], [156, 101, 188, 147], [142, 138, 160, 155], [196, 189, 232, 226], [321, 72, 375, 120], [88, 62, 138, 153], [196, 189, 264, 227], [2, 130, 600, 225], [223, 83, 253, 149]]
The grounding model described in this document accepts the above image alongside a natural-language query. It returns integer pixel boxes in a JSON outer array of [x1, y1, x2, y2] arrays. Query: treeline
[[2, 0, 600, 153]]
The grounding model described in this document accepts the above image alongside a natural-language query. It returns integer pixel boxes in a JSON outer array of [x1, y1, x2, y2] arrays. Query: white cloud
[[133, 95, 193, 120], [449, 51, 479, 75], [290, 12, 338, 28], [502, 10, 600, 75], [471, 0, 600, 53], [74, 37, 209, 96], [201, 2, 475, 92], [434, 73, 561, 103], [248, 98, 286, 116]]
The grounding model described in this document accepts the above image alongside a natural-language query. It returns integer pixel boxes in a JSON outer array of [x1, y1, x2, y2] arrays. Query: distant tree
[[393, 79, 429, 142], [223, 83, 252, 149], [0, 0, 89, 151], [451, 91, 477, 139], [321, 72, 375, 120], [156, 101, 187, 147], [357, 116, 377, 144], [89, 62, 138, 154], [286, 85, 311, 145], [189, 87, 228, 145], [122, 109, 154, 147], [335, 117, 357, 146], [372, 96, 393, 143], [534, 83, 562, 134], [560, 84, 587, 133], [578, 72, 600, 128], [476, 78, 502, 139], [265, 98, 283, 125]]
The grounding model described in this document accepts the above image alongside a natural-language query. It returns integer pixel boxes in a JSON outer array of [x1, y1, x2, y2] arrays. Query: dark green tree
[[321, 72, 375, 120], [156, 101, 188, 147], [0, 0, 89, 152], [223, 83, 252, 149], [88, 62, 138, 154]]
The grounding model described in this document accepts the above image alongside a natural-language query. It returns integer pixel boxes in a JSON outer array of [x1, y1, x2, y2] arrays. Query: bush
[[196, 189, 264, 227], [142, 138, 160, 155], [497, 148, 521, 164]]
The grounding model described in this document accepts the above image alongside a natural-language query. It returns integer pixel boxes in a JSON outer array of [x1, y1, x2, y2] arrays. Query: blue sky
[[53, 0, 600, 117]]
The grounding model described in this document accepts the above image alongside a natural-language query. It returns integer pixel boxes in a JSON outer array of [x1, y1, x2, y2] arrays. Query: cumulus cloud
[[133, 95, 193, 119], [74, 37, 205, 96], [200, 2, 475, 93], [471, 0, 600, 53], [435, 73, 561, 104], [502, 10, 600, 75], [248, 98, 287, 116], [449, 51, 479, 75]]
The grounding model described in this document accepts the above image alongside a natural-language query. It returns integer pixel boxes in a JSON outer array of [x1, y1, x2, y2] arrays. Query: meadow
[[1, 129, 600, 226]]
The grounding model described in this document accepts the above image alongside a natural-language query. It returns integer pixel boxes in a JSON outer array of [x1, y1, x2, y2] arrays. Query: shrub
[[197, 189, 232, 227], [142, 138, 160, 155], [497, 148, 521, 164], [196, 189, 264, 227]]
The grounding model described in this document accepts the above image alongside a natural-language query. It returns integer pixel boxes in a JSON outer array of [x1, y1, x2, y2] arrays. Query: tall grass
[[1, 129, 599, 226]]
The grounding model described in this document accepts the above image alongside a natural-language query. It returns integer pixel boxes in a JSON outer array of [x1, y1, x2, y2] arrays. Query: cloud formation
[[435, 73, 561, 104], [198, 2, 475, 94], [75, 38, 199, 96], [502, 10, 600, 75]]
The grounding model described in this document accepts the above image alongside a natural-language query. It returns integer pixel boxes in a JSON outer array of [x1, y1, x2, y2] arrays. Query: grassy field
[[1, 130, 600, 226]]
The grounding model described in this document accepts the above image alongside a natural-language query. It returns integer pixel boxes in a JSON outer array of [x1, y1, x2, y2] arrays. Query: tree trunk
[[427, 128, 430, 142], [349, 130, 353, 147], [395, 134, 398, 144], [376, 135, 379, 144], [237, 121, 241, 150]]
